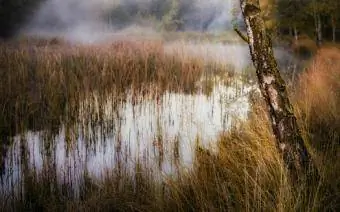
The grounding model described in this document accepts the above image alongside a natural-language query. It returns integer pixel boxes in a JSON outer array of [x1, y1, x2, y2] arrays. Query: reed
[[0, 39, 205, 136], [0, 39, 339, 211]]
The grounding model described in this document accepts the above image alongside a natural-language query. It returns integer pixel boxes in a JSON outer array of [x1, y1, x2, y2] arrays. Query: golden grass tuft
[[164, 98, 292, 211], [166, 47, 340, 211], [294, 47, 340, 144]]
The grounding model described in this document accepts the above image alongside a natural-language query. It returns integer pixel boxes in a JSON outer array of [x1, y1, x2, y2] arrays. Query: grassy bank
[[0, 40, 339, 211]]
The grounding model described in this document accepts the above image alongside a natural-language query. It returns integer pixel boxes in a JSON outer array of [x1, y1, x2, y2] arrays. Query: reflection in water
[[1, 79, 253, 196]]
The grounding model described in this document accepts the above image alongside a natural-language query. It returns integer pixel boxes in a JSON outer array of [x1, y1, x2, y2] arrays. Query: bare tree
[[325, 0, 340, 43], [307, 0, 326, 47], [235, 0, 318, 181]]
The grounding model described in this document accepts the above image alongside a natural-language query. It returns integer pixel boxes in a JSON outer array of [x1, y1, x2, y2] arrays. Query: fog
[[21, 0, 297, 71], [23, 0, 239, 43]]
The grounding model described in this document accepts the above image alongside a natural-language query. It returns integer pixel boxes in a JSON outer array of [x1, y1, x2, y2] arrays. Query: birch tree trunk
[[289, 27, 293, 37], [293, 25, 298, 43], [238, 0, 317, 180], [316, 14, 322, 46], [331, 16, 336, 43]]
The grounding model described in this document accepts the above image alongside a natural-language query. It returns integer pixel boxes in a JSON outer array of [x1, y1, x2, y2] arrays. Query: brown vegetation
[[0, 41, 339, 211], [293, 49, 340, 207], [0, 39, 204, 136]]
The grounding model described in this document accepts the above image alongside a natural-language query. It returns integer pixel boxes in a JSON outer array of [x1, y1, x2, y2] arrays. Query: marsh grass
[[0, 39, 206, 136], [0, 38, 339, 211], [292, 48, 340, 210]]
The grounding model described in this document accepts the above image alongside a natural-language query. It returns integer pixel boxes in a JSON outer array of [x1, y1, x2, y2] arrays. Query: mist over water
[[23, 0, 237, 43], [21, 0, 296, 69], [24, 0, 121, 42]]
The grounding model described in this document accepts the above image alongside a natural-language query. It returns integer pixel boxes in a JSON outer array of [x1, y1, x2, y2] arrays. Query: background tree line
[[0, 0, 339, 43], [0, 0, 230, 38], [275, 0, 340, 43]]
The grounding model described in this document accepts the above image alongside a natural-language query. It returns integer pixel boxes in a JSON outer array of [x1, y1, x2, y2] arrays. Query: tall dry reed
[[0, 39, 205, 136], [0, 40, 339, 211]]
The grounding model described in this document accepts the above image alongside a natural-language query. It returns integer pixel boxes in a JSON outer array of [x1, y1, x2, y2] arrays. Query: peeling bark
[[239, 0, 318, 181]]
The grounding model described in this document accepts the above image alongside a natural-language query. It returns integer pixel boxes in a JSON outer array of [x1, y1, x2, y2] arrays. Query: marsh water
[[0, 43, 299, 197]]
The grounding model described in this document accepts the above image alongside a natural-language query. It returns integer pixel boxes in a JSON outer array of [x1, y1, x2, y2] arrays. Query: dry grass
[[164, 48, 340, 211], [294, 47, 340, 146], [292, 47, 340, 210], [164, 100, 291, 211], [0, 39, 205, 136], [0, 40, 339, 211]]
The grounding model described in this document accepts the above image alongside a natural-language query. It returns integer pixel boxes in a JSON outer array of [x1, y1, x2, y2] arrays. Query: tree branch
[[234, 27, 249, 43]]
